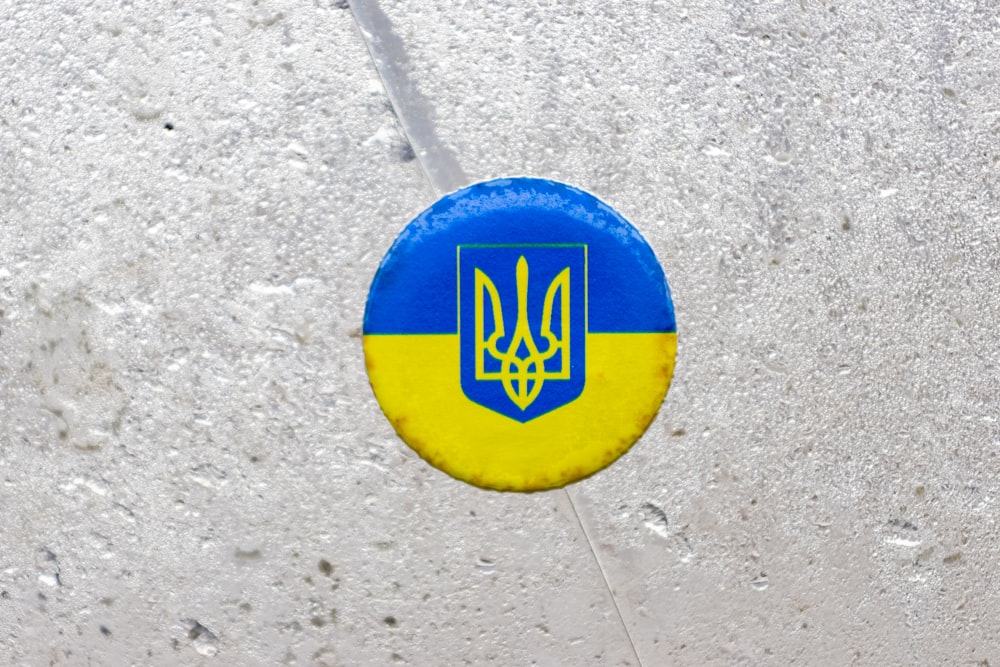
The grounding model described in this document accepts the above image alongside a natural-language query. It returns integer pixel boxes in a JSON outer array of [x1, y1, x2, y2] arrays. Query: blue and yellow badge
[[364, 178, 676, 491]]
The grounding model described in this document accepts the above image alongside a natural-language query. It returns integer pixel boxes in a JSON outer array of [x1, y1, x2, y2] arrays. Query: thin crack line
[[564, 488, 644, 666], [346, 0, 467, 195], [347, 2, 642, 663]]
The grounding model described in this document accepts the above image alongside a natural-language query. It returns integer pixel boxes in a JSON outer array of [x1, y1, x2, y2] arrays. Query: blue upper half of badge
[[364, 178, 675, 335]]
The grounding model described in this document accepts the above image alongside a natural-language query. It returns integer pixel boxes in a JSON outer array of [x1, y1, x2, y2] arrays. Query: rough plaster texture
[[1, 0, 998, 665]]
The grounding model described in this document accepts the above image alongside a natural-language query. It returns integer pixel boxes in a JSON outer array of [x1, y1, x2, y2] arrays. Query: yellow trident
[[474, 256, 570, 410]]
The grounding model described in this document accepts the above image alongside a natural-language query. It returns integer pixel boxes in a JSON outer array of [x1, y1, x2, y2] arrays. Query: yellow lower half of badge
[[364, 332, 676, 492]]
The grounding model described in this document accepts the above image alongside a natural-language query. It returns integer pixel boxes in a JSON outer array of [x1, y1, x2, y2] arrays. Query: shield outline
[[457, 243, 588, 422]]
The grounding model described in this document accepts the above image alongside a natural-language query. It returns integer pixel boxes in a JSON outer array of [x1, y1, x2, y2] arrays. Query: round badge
[[363, 178, 676, 491]]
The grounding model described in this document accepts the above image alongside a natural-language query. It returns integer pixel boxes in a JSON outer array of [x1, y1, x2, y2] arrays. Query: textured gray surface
[[2, 0, 999, 665]]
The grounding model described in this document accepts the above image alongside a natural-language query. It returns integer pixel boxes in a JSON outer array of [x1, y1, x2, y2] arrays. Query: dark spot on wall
[[398, 141, 416, 162]]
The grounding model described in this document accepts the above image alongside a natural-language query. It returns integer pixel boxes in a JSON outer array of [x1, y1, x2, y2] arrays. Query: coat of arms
[[458, 245, 587, 422]]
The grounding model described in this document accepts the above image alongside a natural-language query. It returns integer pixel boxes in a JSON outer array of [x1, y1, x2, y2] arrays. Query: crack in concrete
[[348, 0, 468, 195], [347, 4, 644, 663]]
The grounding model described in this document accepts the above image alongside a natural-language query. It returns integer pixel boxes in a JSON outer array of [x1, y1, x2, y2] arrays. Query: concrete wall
[[1, 1, 997, 664]]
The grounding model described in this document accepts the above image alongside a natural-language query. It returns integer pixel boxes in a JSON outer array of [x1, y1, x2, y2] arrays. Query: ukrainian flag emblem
[[364, 179, 676, 491], [460, 245, 586, 421]]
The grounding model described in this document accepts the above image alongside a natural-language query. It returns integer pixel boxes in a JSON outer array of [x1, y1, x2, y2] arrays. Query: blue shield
[[458, 245, 586, 422]]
